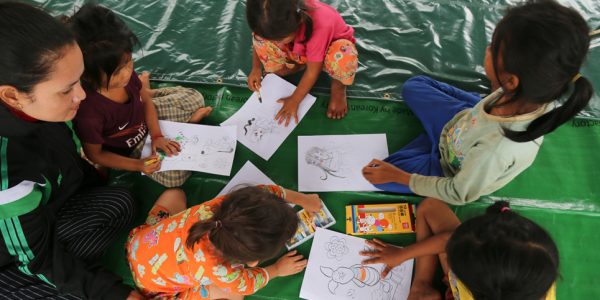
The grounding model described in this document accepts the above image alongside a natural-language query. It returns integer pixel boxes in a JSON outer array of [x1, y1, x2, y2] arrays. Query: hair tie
[[571, 73, 582, 83], [500, 206, 511, 213], [214, 220, 222, 229]]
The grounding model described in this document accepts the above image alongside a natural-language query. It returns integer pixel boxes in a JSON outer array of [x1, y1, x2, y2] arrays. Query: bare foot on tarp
[[327, 79, 348, 119], [189, 106, 213, 123], [408, 281, 442, 300]]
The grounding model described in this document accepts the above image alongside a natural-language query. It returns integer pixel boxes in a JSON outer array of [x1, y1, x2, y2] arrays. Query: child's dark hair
[[491, 0, 593, 142], [447, 201, 559, 300], [0, 2, 75, 93], [186, 186, 299, 263], [247, 0, 313, 42], [67, 3, 139, 91]]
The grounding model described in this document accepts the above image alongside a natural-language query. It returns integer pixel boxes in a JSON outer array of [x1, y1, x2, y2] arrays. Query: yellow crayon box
[[345, 203, 415, 235]]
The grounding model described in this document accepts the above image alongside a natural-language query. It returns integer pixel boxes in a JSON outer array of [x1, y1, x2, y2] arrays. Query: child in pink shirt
[[246, 0, 358, 124]]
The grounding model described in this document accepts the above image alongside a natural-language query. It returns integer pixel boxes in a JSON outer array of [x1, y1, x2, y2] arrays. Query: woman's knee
[[110, 187, 136, 224]]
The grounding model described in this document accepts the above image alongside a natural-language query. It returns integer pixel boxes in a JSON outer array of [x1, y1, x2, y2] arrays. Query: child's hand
[[140, 155, 161, 175], [299, 193, 322, 215], [360, 239, 405, 278], [362, 159, 410, 185], [275, 96, 301, 127], [152, 137, 181, 156], [273, 250, 307, 277], [247, 68, 263, 91]]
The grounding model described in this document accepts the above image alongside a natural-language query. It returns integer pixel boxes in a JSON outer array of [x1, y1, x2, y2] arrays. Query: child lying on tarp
[[126, 185, 322, 299]]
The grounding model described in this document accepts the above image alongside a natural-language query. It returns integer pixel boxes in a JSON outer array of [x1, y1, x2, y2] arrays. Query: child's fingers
[[290, 254, 305, 262], [359, 250, 377, 257], [295, 259, 308, 268], [361, 257, 382, 265], [285, 250, 298, 257], [365, 239, 384, 250], [274, 106, 285, 121], [169, 141, 181, 153], [284, 114, 292, 127], [294, 113, 299, 125], [381, 266, 392, 278], [371, 239, 387, 247]]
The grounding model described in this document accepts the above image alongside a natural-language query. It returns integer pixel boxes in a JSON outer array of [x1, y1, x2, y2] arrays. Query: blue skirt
[[375, 76, 481, 193]]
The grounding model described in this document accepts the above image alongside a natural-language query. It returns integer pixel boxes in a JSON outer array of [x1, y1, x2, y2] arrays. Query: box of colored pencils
[[345, 203, 415, 235]]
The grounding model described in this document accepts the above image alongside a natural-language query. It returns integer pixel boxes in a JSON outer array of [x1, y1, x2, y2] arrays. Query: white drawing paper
[[300, 228, 413, 300], [221, 74, 317, 160], [217, 161, 295, 207], [217, 161, 274, 196], [140, 120, 237, 176], [298, 134, 389, 192]]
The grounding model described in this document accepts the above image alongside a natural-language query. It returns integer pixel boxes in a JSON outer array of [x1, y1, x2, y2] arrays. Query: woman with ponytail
[[361, 199, 559, 300], [126, 185, 322, 299], [363, 0, 595, 205], [246, 0, 358, 122]]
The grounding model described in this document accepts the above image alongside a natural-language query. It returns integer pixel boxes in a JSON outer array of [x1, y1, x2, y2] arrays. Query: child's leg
[[410, 198, 461, 300], [323, 39, 358, 119], [154, 188, 187, 215], [401, 76, 481, 142], [145, 188, 187, 226], [152, 86, 210, 124], [209, 285, 244, 300]]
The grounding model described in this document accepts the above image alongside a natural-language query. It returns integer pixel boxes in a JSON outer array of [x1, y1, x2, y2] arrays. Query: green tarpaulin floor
[[23, 0, 599, 298], [101, 83, 600, 300]]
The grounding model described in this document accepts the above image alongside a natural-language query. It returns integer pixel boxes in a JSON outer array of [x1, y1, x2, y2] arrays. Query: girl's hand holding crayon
[[247, 67, 263, 92], [362, 159, 411, 186], [269, 250, 307, 277], [275, 96, 301, 127], [140, 155, 162, 175], [151, 137, 181, 157], [359, 239, 406, 278]]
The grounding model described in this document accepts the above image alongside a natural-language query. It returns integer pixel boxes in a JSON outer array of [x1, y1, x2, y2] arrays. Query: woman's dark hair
[[186, 186, 299, 263], [490, 0, 593, 142], [67, 3, 139, 91], [0, 2, 75, 93], [447, 201, 559, 300], [247, 0, 313, 42]]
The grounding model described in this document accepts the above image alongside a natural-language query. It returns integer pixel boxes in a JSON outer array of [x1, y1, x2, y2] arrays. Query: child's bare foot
[[408, 281, 442, 300], [327, 79, 348, 119], [189, 106, 213, 123]]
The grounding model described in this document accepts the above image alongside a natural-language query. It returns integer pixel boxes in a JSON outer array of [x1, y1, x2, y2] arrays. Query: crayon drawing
[[300, 229, 413, 300]]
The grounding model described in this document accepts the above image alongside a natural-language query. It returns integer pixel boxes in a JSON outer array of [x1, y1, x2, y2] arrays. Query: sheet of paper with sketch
[[300, 228, 413, 300], [140, 120, 237, 176], [217, 161, 295, 207], [221, 74, 317, 160], [298, 134, 389, 192]]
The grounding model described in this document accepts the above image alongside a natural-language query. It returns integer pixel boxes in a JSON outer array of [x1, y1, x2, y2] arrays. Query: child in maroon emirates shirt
[[69, 4, 212, 190]]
